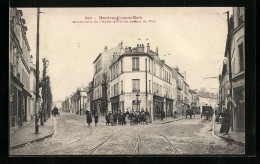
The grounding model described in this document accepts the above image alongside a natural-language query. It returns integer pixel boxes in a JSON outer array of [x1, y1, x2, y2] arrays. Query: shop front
[[110, 95, 119, 114], [153, 95, 164, 121], [10, 75, 24, 129], [166, 98, 174, 118], [93, 99, 102, 115], [232, 73, 245, 132]]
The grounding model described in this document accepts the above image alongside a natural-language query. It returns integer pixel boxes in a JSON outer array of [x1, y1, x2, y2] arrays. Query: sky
[[17, 7, 232, 101]]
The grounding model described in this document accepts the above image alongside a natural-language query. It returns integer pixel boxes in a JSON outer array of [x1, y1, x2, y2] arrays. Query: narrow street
[[10, 112, 244, 155]]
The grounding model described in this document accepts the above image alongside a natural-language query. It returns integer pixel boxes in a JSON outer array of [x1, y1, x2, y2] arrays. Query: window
[[237, 7, 244, 25], [238, 42, 244, 72], [154, 63, 156, 75], [121, 80, 123, 93], [169, 74, 171, 83], [132, 58, 139, 71], [132, 79, 140, 92], [148, 59, 150, 72], [160, 67, 162, 78], [111, 86, 114, 97], [121, 60, 123, 73], [149, 80, 151, 93], [120, 101, 124, 112]]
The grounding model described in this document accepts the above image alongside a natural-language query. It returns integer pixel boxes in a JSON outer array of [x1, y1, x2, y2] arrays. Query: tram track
[[40, 116, 94, 155], [160, 135, 180, 154], [86, 126, 126, 155]]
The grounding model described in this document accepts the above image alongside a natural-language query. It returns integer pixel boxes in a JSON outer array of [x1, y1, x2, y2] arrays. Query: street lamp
[[136, 92, 140, 111]]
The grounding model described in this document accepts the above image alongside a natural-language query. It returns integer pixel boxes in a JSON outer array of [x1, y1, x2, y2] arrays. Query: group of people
[[105, 109, 150, 126], [85, 110, 99, 127]]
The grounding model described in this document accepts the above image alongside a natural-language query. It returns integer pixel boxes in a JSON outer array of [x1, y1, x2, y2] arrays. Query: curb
[[213, 132, 245, 147], [10, 118, 55, 151], [154, 118, 186, 124], [10, 130, 55, 151]]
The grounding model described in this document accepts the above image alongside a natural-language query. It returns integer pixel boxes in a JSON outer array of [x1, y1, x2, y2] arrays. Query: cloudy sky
[[17, 7, 232, 101]]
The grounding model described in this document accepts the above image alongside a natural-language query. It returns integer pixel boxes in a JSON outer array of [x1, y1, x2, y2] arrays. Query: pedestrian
[[220, 109, 231, 134], [118, 111, 122, 125], [122, 112, 126, 125], [110, 113, 114, 126], [94, 112, 99, 126], [86, 110, 92, 127], [105, 113, 110, 126], [161, 110, 164, 121], [113, 112, 118, 125], [145, 109, 150, 125]]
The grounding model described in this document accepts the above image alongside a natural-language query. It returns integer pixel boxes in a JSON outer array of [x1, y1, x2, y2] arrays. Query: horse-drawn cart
[[201, 106, 213, 120]]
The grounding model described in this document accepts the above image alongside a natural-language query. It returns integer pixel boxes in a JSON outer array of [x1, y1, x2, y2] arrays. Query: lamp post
[[136, 92, 140, 111]]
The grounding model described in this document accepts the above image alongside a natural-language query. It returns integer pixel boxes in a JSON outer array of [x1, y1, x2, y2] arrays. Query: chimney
[[128, 47, 132, 52], [137, 44, 144, 53], [147, 43, 150, 53], [125, 46, 128, 53], [175, 66, 179, 72], [118, 41, 123, 48], [30, 55, 33, 64], [184, 71, 186, 81], [156, 47, 158, 55], [104, 46, 108, 52]]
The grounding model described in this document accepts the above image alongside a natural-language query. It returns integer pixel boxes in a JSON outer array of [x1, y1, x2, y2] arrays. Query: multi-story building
[[109, 43, 175, 121], [189, 89, 199, 109], [219, 7, 245, 132], [176, 68, 185, 116], [171, 68, 178, 114], [86, 80, 94, 113], [230, 7, 245, 132], [62, 97, 70, 112], [80, 86, 88, 115], [9, 8, 32, 130], [92, 42, 124, 116]]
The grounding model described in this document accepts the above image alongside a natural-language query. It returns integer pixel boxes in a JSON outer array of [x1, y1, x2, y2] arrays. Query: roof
[[93, 53, 102, 64]]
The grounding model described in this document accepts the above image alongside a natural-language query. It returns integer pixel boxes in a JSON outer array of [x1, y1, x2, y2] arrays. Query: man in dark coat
[[220, 109, 231, 134], [145, 110, 150, 124], [86, 110, 92, 127], [113, 112, 117, 125], [161, 110, 164, 121], [105, 113, 110, 126], [122, 112, 126, 125], [94, 112, 99, 126]]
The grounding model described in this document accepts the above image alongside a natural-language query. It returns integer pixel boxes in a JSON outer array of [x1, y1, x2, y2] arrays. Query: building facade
[[9, 8, 32, 130], [92, 42, 124, 116], [219, 7, 245, 132], [109, 43, 175, 121], [230, 7, 245, 132]]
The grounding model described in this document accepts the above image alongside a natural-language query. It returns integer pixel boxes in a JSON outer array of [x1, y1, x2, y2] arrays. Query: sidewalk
[[10, 117, 55, 150], [214, 122, 245, 147]]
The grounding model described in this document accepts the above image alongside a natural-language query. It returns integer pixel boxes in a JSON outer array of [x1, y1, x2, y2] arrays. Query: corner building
[[109, 43, 174, 121]]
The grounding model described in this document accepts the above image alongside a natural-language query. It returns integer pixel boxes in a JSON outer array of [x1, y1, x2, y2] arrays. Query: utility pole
[[227, 11, 233, 131], [35, 8, 40, 134], [145, 58, 148, 112]]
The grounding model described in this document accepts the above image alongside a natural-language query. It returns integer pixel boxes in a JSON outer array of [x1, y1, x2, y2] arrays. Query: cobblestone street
[[10, 112, 244, 155]]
